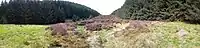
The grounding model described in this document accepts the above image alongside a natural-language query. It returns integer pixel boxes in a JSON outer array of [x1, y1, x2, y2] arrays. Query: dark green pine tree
[[0, 0, 100, 24]]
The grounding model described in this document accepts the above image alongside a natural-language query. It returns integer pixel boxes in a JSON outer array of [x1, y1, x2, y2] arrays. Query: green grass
[[0, 24, 53, 48], [0, 22, 200, 48], [151, 22, 200, 48]]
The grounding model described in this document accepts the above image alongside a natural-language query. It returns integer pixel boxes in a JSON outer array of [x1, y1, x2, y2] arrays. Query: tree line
[[112, 0, 200, 24], [0, 0, 100, 24]]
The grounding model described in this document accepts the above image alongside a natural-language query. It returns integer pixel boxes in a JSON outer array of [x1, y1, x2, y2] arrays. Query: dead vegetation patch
[[114, 20, 164, 37], [45, 15, 165, 48], [45, 22, 78, 36], [78, 15, 123, 31], [126, 20, 164, 30], [49, 31, 91, 48]]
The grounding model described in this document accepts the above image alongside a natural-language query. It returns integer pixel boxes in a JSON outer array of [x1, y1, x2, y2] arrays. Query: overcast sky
[[0, 0, 125, 15]]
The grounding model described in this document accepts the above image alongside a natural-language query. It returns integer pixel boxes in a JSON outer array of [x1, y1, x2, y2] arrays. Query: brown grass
[[79, 15, 123, 31]]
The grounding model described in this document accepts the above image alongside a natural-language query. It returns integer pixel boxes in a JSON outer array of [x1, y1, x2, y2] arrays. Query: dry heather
[[82, 17, 164, 48], [46, 15, 166, 48], [101, 20, 164, 48], [45, 22, 77, 36], [46, 22, 91, 48], [50, 32, 91, 48], [79, 15, 123, 31]]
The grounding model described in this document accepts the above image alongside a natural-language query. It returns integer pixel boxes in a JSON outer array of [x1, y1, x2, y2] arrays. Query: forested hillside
[[112, 0, 200, 23], [0, 0, 100, 24]]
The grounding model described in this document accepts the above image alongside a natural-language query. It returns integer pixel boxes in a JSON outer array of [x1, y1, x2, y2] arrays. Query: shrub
[[49, 27, 91, 48], [80, 15, 122, 31], [45, 23, 77, 36]]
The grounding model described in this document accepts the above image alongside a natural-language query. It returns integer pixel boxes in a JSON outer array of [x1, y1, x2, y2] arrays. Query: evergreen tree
[[112, 0, 200, 23], [0, 0, 100, 24]]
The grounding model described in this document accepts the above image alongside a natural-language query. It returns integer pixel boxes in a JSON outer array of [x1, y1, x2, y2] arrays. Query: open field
[[0, 21, 200, 48]]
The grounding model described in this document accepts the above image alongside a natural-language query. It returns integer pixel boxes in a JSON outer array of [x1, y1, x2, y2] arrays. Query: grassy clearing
[[0, 22, 200, 48], [0, 24, 53, 48]]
